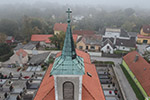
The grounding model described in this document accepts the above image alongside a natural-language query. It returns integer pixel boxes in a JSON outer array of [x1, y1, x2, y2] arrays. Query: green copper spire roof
[[61, 8, 76, 59], [50, 8, 85, 75]]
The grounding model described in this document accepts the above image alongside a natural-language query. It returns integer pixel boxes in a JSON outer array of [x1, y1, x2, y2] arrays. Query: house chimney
[[113, 36, 117, 44], [134, 54, 139, 62]]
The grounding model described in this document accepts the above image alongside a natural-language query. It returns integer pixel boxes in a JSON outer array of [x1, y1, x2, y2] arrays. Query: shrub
[[0, 50, 14, 62], [42, 67, 47, 71]]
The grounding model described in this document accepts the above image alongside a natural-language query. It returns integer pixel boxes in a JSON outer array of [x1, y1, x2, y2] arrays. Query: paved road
[[114, 64, 138, 100], [137, 44, 148, 55], [90, 56, 137, 100], [91, 56, 122, 64]]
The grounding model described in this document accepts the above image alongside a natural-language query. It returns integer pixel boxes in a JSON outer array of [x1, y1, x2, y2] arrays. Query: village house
[[102, 28, 130, 39], [14, 41, 39, 53], [73, 30, 95, 36], [4, 49, 28, 67], [76, 35, 102, 52], [100, 28, 136, 53], [115, 37, 136, 51], [122, 51, 150, 100], [31, 34, 55, 48], [53, 23, 67, 35], [6, 36, 15, 44], [101, 37, 136, 53], [137, 25, 150, 44], [74, 30, 101, 52], [15, 49, 28, 67], [101, 38, 114, 54]]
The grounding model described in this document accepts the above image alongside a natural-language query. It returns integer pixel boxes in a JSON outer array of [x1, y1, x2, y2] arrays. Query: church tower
[[50, 8, 85, 100]]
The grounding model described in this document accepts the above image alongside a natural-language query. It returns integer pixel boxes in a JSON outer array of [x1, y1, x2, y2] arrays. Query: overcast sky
[[0, 0, 149, 9]]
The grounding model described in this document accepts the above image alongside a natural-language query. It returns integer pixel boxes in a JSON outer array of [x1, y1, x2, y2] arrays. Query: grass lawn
[[92, 61, 115, 65], [120, 65, 145, 100], [114, 50, 129, 54]]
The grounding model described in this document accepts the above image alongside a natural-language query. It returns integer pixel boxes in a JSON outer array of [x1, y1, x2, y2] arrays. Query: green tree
[[0, 33, 7, 43], [0, 19, 18, 36], [30, 18, 43, 29], [22, 16, 32, 42], [121, 21, 135, 32], [124, 8, 135, 16], [0, 43, 11, 56], [32, 26, 42, 34], [0, 43, 14, 62], [49, 32, 65, 50]]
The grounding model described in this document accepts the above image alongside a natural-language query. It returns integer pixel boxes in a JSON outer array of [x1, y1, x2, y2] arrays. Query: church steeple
[[50, 8, 85, 75], [61, 8, 76, 59]]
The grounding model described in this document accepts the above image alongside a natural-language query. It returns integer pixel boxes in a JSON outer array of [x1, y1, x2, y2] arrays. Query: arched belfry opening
[[63, 81, 74, 100]]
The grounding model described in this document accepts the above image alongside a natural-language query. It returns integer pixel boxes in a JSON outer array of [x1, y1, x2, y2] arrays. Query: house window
[[90, 46, 95, 50], [137, 40, 141, 43], [107, 46, 110, 49], [79, 46, 83, 50], [143, 40, 148, 43], [86, 46, 88, 50], [63, 81, 74, 100]]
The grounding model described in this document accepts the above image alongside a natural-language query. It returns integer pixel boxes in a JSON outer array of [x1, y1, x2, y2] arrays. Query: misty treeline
[[0, 2, 150, 42]]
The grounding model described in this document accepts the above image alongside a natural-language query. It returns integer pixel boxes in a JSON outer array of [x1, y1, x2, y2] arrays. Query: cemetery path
[[113, 64, 137, 100]]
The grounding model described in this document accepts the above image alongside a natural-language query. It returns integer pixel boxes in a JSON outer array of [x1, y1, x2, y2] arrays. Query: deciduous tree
[[49, 32, 65, 50], [0, 33, 7, 43]]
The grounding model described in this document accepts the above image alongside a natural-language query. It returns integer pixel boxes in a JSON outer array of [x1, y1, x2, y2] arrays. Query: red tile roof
[[72, 34, 78, 42], [31, 34, 78, 44], [123, 51, 150, 96], [142, 25, 150, 33], [34, 49, 105, 100], [137, 34, 150, 39], [73, 30, 95, 36], [16, 49, 28, 57], [31, 35, 53, 43], [53, 23, 68, 32]]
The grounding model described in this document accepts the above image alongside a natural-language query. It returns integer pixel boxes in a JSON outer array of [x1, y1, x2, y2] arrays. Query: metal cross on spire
[[66, 8, 72, 23]]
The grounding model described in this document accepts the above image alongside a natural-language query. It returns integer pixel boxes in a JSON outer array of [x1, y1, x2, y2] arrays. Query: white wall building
[[104, 28, 120, 38], [103, 28, 130, 39], [101, 39, 114, 54]]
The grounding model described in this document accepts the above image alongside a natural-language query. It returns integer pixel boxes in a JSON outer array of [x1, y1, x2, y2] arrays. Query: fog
[[0, 0, 150, 9], [0, 0, 150, 41]]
